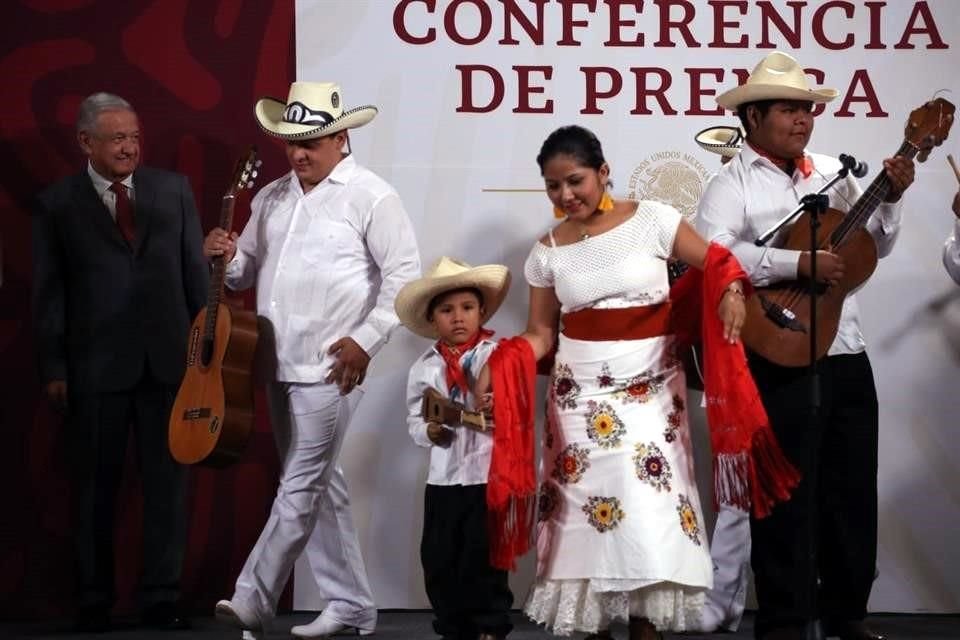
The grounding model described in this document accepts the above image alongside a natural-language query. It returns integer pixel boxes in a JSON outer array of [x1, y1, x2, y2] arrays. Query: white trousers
[[702, 504, 751, 631], [233, 382, 376, 628]]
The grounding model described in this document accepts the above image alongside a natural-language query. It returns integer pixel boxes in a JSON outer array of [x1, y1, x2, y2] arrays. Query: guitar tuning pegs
[[251, 170, 258, 178], [255, 159, 263, 167], [246, 181, 254, 189]]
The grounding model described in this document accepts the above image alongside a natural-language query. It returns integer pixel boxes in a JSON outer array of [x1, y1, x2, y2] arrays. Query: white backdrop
[[290, 0, 960, 613]]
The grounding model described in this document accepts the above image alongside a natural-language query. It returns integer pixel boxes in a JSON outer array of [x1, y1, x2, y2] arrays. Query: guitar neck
[[829, 140, 916, 249], [203, 195, 236, 339]]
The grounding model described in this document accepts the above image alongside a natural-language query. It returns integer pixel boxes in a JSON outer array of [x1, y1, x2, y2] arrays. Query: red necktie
[[109, 182, 136, 246]]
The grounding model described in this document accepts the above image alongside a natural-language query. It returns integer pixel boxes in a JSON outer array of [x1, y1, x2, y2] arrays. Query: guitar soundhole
[[209, 416, 220, 434]]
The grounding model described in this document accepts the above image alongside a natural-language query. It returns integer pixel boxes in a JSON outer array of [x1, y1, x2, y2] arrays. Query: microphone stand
[[755, 161, 855, 640]]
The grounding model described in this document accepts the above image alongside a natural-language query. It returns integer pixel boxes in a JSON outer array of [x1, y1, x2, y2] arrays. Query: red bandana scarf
[[749, 141, 813, 178], [436, 328, 494, 398]]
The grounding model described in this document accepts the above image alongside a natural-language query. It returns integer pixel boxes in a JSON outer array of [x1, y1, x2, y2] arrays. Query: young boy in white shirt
[[395, 257, 512, 640]]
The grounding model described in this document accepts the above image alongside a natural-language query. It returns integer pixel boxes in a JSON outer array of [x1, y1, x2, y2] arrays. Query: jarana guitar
[[169, 148, 261, 466], [742, 98, 955, 367]]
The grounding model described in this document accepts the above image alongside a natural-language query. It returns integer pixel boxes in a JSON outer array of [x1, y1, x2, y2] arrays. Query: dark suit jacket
[[32, 166, 209, 393]]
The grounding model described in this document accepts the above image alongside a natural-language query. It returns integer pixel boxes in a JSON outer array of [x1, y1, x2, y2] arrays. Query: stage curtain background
[[0, 0, 294, 620]]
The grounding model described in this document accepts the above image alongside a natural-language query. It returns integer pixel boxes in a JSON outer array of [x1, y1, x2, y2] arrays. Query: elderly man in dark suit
[[31, 92, 208, 632]]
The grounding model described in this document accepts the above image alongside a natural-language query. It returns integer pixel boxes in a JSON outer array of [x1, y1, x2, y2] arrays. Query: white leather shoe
[[686, 603, 723, 633], [215, 599, 261, 631], [290, 613, 374, 639]]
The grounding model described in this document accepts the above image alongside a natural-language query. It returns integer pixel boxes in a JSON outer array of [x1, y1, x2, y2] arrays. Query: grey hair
[[76, 92, 134, 134]]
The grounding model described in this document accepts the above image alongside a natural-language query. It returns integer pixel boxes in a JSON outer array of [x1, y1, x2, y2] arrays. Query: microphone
[[839, 153, 869, 178]]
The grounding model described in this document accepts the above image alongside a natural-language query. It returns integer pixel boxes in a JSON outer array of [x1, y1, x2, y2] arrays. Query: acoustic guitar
[[169, 148, 261, 466], [741, 98, 955, 367]]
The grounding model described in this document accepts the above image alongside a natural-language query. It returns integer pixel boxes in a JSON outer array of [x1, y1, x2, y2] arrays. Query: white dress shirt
[[943, 219, 960, 285], [695, 144, 902, 356], [87, 162, 134, 220], [406, 338, 498, 486], [225, 154, 421, 381]]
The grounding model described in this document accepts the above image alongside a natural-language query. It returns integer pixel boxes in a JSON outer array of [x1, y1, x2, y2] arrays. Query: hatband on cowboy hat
[[695, 125, 744, 158], [716, 51, 839, 111], [395, 257, 511, 340], [255, 81, 377, 140]]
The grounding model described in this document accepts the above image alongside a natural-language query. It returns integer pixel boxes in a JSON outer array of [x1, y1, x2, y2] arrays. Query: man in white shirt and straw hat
[[695, 51, 916, 640], [205, 81, 421, 640]]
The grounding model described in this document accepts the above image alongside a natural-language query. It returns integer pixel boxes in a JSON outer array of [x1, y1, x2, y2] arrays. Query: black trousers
[[747, 352, 879, 638], [68, 369, 186, 609], [421, 483, 514, 639]]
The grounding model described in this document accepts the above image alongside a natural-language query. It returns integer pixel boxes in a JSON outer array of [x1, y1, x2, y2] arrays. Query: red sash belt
[[561, 304, 672, 341]]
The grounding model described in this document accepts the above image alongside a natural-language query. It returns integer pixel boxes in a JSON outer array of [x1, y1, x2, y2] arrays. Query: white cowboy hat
[[395, 257, 511, 340], [716, 51, 839, 111], [695, 125, 744, 158], [254, 81, 377, 140]]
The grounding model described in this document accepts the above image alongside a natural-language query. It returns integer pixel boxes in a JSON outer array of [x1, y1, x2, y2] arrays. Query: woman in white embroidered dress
[[519, 126, 747, 639]]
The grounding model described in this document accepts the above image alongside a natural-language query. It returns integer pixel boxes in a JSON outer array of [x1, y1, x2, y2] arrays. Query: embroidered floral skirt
[[524, 332, 711, 635]]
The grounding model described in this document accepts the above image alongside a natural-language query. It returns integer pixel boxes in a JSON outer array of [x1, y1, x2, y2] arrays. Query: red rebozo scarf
[[485, 337, 537, 570], [436, 328, 495, 398], [671, 243, 801, 518]]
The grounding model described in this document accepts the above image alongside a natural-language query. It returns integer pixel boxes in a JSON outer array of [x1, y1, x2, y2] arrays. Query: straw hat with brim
[[716, 51, 839, 111], [395, 257, 511, 340], [695, 126, 744, 158], [255, 81, 377, 140]]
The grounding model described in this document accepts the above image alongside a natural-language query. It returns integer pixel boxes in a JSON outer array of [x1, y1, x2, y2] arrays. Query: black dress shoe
[[75, 604, 111, 633], [824, 620, 886, 640], [141, 601, 191, 630]]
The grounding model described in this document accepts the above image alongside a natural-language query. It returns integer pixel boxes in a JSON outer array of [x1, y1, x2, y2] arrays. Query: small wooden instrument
[[742, 98, 955, 367], [169, 148, 261, 466], [421, 387, 488, 432]]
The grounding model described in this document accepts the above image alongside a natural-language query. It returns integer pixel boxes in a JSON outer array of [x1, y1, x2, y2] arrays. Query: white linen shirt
[[225, 155, 421, 381], [695, 144, 903, 356], [406, 338, 498, 486], [943, 219, 960, 285]]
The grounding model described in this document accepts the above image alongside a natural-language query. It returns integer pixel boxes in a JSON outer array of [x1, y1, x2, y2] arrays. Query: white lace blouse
[[524, 200, 682, 313]]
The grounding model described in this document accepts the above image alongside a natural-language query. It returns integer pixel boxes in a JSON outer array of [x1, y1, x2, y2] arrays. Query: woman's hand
[[719, 282, 747, 343], [476, 392, 494, 421]]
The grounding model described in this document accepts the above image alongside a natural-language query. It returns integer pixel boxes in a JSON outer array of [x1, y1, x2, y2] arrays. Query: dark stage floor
[[4, 611, 959, 639]]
